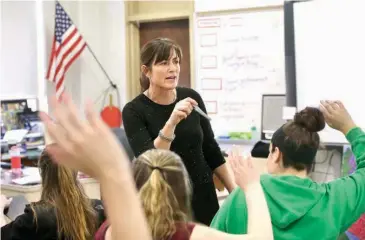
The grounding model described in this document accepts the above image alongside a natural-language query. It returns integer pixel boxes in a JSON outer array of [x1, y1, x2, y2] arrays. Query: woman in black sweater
[[122, 38, 235, 225], [1, 148, 105, 240]]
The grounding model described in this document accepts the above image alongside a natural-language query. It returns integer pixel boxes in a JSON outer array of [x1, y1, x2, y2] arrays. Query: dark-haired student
[[1, 150, 105, 240], [211, 101, 365, 240], [122, 37, 235, 225]]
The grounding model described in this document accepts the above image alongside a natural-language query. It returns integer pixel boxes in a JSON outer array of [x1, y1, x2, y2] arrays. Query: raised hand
[[39, 93, 129, 179], [228, 146, 260, 191], [167, 97, 198, 126], [319, 100, 356, 134]]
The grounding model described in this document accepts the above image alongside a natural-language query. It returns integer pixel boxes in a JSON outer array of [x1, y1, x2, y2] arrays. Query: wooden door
[[139, 19, 191, 88]]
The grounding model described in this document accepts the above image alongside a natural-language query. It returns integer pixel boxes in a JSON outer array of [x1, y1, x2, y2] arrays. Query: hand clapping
[[228, 146, 260, 191]]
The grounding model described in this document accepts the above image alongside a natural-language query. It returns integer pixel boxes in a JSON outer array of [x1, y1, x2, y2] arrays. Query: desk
[[1, 177, 100, 202], [1, 149, 42, 167]]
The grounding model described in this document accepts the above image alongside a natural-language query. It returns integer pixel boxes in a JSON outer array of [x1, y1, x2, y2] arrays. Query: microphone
[[193, 105, 211, 121]]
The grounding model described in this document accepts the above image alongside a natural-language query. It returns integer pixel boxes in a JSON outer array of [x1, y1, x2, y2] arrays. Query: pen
[[193, 105, 211, 121]]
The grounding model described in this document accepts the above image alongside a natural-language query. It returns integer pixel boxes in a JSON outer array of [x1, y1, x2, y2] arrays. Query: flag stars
[[48, 2, 86, 100], [54, 4, 73, 43]]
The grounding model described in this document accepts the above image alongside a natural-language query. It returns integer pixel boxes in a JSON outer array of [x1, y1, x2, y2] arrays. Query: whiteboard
[[294, 0, 365, 144], [195, 0, 283, 13], [194, 9, 285, 136]]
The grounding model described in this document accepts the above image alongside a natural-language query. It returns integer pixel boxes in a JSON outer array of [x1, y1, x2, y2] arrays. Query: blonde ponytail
[[140, 169, 186, 240], [134, 149, 192, 240]]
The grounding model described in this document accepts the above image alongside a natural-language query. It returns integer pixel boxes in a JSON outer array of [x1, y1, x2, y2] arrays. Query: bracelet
[[158, 130, 175, 142]]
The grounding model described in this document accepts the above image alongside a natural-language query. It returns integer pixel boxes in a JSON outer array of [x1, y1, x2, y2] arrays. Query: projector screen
[[294, 0, 365, 144]]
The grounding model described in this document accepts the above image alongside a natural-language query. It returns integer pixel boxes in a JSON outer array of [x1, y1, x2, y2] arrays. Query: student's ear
[[272, 147, 282, 164], [141, 65, 150, 78]]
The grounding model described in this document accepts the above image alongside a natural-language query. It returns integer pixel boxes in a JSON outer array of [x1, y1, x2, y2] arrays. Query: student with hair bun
[[211, 101, 365, 240]]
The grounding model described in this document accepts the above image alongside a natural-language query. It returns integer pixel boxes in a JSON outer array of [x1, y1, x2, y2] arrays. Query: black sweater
[[122, 87, 225, 225], [1, 199, 105, 240]]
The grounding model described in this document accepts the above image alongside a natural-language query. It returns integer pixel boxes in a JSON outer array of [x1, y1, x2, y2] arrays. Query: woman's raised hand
[[167, 97, 197, 126], [39, 93, 129, 179]]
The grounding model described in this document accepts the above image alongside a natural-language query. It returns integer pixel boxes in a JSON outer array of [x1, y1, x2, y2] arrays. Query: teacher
[[122, 38, 235, 225]]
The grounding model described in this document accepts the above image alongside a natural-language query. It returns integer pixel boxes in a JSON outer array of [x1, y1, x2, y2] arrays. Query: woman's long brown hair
[[133, 149, 192, 240], [32, 148, 97, 240]]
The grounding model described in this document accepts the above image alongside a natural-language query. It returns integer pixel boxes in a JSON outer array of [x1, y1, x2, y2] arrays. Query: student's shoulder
[[210, 188, 247, 232], [2, 204, 39, 233], [225, 187, 246, 206], [213, 188, 246, 218], [25, 203, 56, 225]]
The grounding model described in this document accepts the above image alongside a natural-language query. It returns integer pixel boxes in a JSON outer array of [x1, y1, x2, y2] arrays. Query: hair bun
[[294, 107, 325, 132]]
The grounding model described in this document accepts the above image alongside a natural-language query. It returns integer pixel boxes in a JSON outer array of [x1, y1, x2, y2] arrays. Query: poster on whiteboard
[[194, 9, 285, 137]]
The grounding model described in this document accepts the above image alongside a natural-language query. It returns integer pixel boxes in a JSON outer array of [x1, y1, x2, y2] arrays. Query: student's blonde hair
[[31, 147, 97, 240], [133, 149, 192, 240]]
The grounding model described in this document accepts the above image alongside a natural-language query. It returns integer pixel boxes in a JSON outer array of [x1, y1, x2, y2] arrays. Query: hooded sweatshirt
[[210, 127, 365, 240]]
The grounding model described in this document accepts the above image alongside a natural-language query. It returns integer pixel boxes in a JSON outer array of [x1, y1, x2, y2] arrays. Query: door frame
[[125, 8, 195, 101]]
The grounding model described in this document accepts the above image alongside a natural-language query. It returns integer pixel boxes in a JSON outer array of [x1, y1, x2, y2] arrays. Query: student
[[39, 94, 152, 240], [122, 37, 235, 225], [211, 101, 365, 239], [1, 149, 105, 240], [97, 148, 274, 240]]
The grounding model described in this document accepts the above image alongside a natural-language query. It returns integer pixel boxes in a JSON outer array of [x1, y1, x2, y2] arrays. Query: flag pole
[[85, 45, 117, 89]]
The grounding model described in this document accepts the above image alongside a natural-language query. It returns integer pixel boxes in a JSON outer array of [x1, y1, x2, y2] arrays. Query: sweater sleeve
[[327, 127, 365, 232], [192, 90, 225, 171], [122, 103, 155, 157]]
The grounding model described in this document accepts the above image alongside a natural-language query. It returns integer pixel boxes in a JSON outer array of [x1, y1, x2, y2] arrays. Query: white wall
[[78, 1, 127, 111], [0, 1, 38, 100], [1, 0, 126, 113]]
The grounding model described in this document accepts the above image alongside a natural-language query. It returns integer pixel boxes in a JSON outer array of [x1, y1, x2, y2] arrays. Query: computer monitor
[[260, 94, 286, 140], [1, 98, 38, 133]]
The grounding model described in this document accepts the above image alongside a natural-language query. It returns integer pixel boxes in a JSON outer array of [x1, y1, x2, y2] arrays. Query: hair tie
[[150, 166, 163, 172]]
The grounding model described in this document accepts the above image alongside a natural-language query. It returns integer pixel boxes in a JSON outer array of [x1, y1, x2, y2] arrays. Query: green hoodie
[[211, 127, 365, 240]]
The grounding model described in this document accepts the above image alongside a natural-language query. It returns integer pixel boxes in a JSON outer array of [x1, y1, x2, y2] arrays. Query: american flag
[[46, 1, 86, 100]]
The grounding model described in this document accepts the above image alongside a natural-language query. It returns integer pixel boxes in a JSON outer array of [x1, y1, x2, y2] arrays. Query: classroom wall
[[0, 1, 38, 100], [1, 0, 126, 113], [43, 0, 127, 112]]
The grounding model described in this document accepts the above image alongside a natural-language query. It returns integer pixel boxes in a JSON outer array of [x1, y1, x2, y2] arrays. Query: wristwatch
[[158, 130, 175, 142]]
